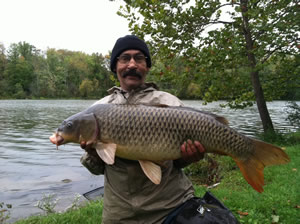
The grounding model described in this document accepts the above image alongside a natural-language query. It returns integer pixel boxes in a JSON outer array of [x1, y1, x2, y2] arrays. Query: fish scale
[[50, 103, 290, 192], [93, 104, 245, 160]]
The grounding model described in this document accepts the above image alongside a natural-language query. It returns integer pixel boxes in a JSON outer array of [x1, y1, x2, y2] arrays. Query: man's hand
[[174, 140, 205, 168], [180, 140, 205, 163], [80, 141, 94, 152], [80, 143, 105, 175]]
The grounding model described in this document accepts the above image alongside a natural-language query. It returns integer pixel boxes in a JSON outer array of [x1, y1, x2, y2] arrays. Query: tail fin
[[234, 139, 290, 193]]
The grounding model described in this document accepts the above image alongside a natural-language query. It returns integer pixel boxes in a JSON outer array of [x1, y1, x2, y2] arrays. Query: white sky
[[0, 0, 130, 55]]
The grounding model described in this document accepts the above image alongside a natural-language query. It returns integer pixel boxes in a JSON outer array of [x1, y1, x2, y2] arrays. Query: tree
[[4, 42, 38, 97], [0, 42, 113, 99], [0, 43, 7, 97], [116, 0, 299, 133], [79, 78, 99, 98], [66, 51, 89, 97], [87, 53, 114, 97], [45, 49, 69, 97]]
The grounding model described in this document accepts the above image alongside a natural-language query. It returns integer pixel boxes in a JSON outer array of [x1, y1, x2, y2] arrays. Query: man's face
[[116, 49, 149, 91]]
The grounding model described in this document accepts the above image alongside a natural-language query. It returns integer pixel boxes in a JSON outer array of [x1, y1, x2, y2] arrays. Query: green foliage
[[118, 0, 299, 102], [0, 43, 112, 99], [0, 43, 6, 96], [1, 0, 299, 104], [184, 154, 237, 185], [15, 200, 103, 224], [117, 0, 299, 132], [14, 83, 26, 99], [0, 202, 12, 224], [34, 193, 84, 216], [35, 194, 59, 214], [257, 130, 300, 147], [260, 55, 300, 101], [285, 101, 300, 131], [4, 42, 37, 97], [79, 78, 99, 98]]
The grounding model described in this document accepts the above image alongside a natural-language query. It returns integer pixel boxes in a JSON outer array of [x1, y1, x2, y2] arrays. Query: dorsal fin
[[212, 115, 229, 125], [139, 103, 170, 108]]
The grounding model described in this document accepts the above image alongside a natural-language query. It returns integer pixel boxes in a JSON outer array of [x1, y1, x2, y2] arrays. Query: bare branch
[[261, 46, 282, 64], [210, 20, 234, 25], [216, 3, 240, 11]]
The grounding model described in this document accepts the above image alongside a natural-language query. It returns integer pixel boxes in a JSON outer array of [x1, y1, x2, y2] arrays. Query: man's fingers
[[181, 141, 194, 162], [194, 141, 205, 153], [187, 139, 196, 154], [182, 140, 196, 163], [193, 141, 205, 160], [180, 140, 206, 164], [187, 140, 205, 161], [181, 141, 188, 160]]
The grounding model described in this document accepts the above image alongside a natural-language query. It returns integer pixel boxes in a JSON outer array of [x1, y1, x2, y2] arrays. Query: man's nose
[[127, 57, 138, 68]]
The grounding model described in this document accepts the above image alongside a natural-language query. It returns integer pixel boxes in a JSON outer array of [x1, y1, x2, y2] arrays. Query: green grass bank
[[9, 133, 300, 224]]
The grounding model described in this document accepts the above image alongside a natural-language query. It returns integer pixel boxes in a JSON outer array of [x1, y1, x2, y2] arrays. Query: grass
[[11, 132, 300, 224], [13, 200, 103, 224], [194, 144, 300, 223]]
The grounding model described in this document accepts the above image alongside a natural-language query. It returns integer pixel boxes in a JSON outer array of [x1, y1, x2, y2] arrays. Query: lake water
[[0, 100, 298, 222]]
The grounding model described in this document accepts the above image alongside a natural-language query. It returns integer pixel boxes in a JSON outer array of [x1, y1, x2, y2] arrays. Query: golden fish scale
[[92, 104, 254, 161]]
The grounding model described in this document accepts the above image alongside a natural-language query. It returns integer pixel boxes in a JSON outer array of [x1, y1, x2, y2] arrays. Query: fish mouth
[[49, 133, 64, 146]]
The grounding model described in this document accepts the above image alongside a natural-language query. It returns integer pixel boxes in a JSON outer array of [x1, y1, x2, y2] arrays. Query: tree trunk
[[250, 70, 274, 133], [240, 0, 275, 133]]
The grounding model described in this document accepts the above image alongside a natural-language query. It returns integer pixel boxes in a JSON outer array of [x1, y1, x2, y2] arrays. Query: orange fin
[[234, 157, 265, 193], [95, 142, 117, 165], [139, 160, 162, 185], [234, 139, 290, 193], [213, 116, 229, 125]]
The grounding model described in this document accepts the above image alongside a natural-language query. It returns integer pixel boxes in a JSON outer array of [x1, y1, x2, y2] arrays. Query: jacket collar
[[107, 82, 159, 94]]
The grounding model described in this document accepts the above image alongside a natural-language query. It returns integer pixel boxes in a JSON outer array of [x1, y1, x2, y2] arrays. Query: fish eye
[[66, 122, 73, 129]]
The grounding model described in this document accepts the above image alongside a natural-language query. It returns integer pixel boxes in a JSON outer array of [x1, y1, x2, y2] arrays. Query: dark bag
[[164, 191, 240, 224]]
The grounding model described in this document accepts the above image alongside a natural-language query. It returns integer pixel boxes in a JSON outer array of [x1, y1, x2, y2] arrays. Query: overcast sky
[[0, 0, 130, 55]]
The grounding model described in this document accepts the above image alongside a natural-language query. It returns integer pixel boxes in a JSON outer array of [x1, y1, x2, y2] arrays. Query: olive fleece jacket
[[80, 83, 194, 224]]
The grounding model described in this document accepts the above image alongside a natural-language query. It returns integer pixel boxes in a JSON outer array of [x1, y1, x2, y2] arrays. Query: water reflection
[[0, 99, 297, 222]]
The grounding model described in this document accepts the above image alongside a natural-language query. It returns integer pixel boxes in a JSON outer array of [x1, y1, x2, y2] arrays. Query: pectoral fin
[[139, 160, 162, 185], [95, 142, 117, 165]]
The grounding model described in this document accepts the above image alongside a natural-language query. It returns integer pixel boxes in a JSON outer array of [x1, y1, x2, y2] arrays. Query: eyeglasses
[[117, 54, 147, 64]]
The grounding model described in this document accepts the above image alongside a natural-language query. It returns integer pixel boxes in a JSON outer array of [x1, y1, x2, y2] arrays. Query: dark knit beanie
[[110, 35, 152, 73]]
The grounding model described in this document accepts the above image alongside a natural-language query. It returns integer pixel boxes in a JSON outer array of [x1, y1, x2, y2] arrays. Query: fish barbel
[[49, 103, 290, 192]]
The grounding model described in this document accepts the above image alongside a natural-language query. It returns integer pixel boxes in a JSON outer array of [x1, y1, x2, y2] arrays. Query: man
[[81, 35, 205, 224]]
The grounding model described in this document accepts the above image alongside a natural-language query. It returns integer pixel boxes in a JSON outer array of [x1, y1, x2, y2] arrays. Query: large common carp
[[49, 103, 290, 192]]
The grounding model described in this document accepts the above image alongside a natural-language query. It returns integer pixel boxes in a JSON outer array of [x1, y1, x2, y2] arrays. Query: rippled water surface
[[0, 100, 297, 222], [0, 100, 104, 222], [184, 100, 298, 137]]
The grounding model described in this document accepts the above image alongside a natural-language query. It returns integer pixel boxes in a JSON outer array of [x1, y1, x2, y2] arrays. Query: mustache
[[122, 70, 142, 79]]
